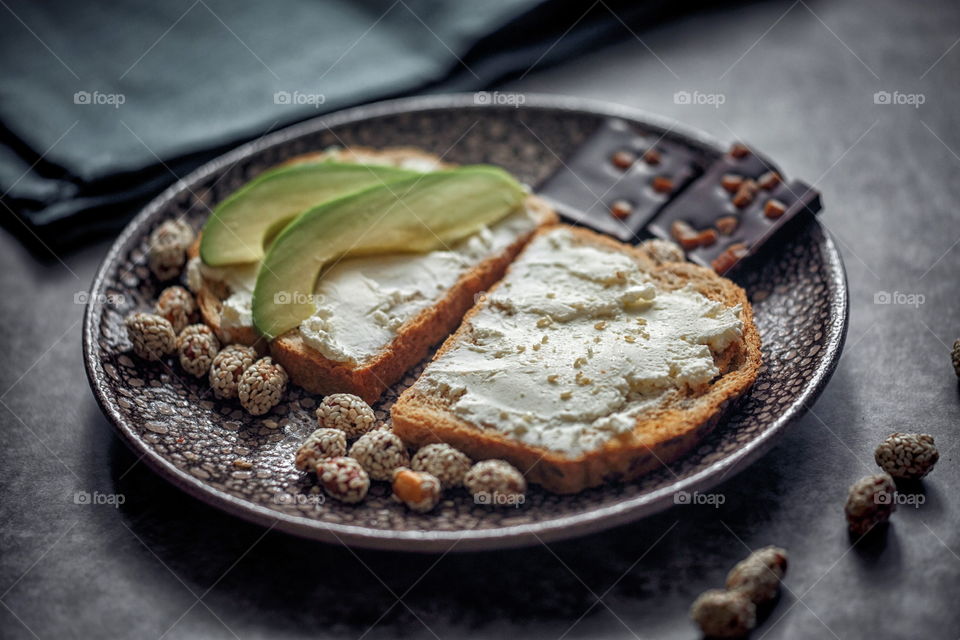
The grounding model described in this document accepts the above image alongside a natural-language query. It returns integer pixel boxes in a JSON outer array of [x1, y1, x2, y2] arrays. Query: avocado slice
[[252, 167, 527, 340], [199, 162, 421, 266]]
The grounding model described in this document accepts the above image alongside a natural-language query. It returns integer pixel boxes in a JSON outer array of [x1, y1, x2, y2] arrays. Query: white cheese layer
[[299, 206, 540, 364], [414, 227, 744, 456], [197, 261, 258, 330]]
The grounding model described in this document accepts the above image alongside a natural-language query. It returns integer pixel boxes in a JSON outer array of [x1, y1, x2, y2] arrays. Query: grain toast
[[391, 225, 762, 494]]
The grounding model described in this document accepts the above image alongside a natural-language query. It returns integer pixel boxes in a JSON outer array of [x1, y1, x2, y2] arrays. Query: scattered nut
[[721, 173, 744, 194], [237, 357, 288, 416], [148, 219, 194, 281], [639, 238, 685, 264], [763, 198, 787, 219], [610, 199, 633, 220], [758, 170, 782, 190], [642, 148, 661, 165], [209, 344, 256, 399], [349, 430, 410, 481], [611, 150, 636, 169], [124, 312, 176, 361], [711, 243, 749, 274], [464, 459, 526, 506], [316, 393, 376, 438], [874, 433, 939, 479], [726, 546, 789, 604], [690, 589, 756, 638], [155, 286, 196, 333], [696, 228, 718, 247], [732, 179, 759, 208], [953, 338, 960, 378], [844, 473, 897, 536], [729, 142, 751, 159], [411, 443, 472, 488], [716, 215, 739, 235], [392, 467, 442, 513], [176, 324, 220, 377], [316, 457, 369, 504], [671, 220, 702, 250], [295, 428, 348, 471], [651, 175, 675, 194]]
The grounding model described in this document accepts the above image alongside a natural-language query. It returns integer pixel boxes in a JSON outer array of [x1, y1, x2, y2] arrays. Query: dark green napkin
[[0, 0, 695, 248]]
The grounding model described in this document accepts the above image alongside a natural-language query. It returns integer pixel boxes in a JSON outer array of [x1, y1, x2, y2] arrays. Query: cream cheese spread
[[198, 261, 258, 330], [299, 206, 540, 364], [414, 227, 744, 456]]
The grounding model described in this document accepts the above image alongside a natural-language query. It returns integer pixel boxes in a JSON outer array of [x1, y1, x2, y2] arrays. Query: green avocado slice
[[252, 167, 527, 340], [199, 162, 421, 266]]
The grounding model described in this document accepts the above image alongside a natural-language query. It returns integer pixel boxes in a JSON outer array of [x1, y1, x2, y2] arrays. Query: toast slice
[[187, 147, 454, 348], [391, 225, 762, 494]]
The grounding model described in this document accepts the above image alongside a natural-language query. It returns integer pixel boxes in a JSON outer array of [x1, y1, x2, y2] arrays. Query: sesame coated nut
[[209, 344, 257, 399], [725, 546, 788, 604], [295, 428, 348, 471], [874, 432, 939, 479], [411, 443, 472, 489], [952, 338, 960, 378], [316, 393, 376, 438], [845, 473, 897, 536], [349, 430, 410, 481], [124, 312, 176, 361], [316, 456, 370, 503], [392, 467, 442, 513], [148, 219, 194, 281], [237, 357, 288, 416], [690, 589, 756, 638], [638, 238, 685, 265], [176, 324, 220, 377], [464, 459, 526, 506], [155, 286, 196, 333]]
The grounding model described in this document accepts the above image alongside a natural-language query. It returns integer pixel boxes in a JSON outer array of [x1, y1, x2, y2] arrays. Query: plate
[[83, 94, 848, 551]]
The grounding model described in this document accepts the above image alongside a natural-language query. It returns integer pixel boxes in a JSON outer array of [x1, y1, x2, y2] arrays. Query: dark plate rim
[[83, 93, 849, 552]]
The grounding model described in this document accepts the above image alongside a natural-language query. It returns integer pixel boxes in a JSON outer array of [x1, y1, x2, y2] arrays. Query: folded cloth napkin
[[0, 0, 689, 249]]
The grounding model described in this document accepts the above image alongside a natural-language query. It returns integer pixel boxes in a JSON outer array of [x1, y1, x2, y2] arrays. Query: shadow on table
[[100, 427, 810, 637]]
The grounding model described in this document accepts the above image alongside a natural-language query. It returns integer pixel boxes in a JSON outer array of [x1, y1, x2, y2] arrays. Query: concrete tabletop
[[2, 1, 958, 638]]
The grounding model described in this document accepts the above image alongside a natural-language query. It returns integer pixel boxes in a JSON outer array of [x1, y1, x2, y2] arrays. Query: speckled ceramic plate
[[83, 94, 848, 551]]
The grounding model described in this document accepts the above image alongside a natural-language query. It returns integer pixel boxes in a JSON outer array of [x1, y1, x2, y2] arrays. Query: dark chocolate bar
[[535, 118, 703, 242], [648, 178, 821, 274], [534, 118, 822, 274]]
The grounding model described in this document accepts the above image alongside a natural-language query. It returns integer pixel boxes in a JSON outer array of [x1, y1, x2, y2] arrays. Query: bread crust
[[391, 225, 763, 494]]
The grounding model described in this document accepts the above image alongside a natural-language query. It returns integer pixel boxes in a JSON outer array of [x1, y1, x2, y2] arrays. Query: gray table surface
[[2, 1, 959, 638]]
